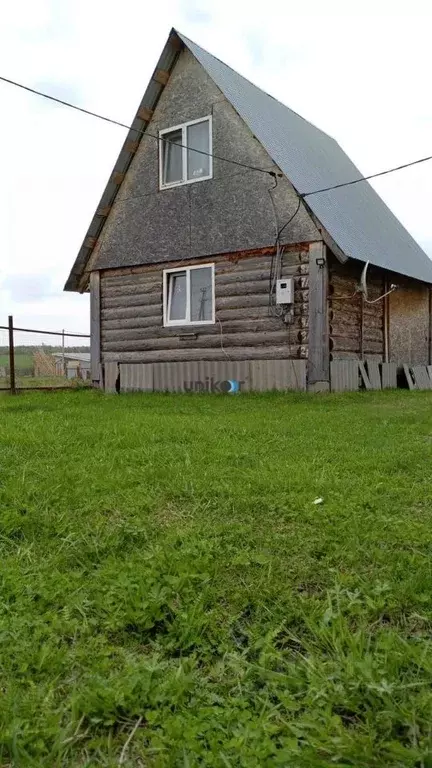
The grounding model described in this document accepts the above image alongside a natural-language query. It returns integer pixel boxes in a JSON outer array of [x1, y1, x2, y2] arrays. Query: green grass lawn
[[0, 376, 91, 390], [1, 389, 432, 767]]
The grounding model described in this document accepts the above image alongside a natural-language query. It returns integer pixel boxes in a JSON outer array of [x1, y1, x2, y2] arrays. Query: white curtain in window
[[168, 272, 187, 320], [190, 267, 213, 321], [163, 129, 183, 184], [187, 121, 210, 180]]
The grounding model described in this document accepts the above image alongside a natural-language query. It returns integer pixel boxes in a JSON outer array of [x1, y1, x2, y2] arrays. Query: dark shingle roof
[[178, 32, 432, 284]]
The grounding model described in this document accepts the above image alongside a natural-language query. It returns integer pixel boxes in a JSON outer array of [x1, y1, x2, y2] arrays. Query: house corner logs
[[90, 271, 102, 385]]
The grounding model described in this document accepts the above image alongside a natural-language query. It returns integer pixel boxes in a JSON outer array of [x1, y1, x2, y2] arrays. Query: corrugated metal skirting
[[121, 363, 153, 392], [331, 360, 399, 391], [118, 360, 306, 393], [250, 360, 306, 391], [104, 362, 118, 393], [330, 360, 359, 392], [381, 363, 397, 389]]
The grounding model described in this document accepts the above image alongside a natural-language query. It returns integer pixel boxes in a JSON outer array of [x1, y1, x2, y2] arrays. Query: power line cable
[[2, 75, 431, 198], [273, 150, 432, 246], [301, 154, 432, 197], [0, 75, 279, 179]]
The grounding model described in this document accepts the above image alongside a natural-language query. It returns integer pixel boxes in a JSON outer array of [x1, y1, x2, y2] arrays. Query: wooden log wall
[[329, 259, 385, 361], [99, 247, 309, 364]]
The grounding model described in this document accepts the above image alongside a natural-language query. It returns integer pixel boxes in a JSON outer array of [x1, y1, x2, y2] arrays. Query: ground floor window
[[163, 264, 215, 326]]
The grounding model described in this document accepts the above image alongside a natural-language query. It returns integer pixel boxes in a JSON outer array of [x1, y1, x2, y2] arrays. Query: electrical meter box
[[276, 277, 293, 305]]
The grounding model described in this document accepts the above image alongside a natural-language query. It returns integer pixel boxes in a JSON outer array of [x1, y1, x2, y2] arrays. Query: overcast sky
[[1, 0, 431, 345]]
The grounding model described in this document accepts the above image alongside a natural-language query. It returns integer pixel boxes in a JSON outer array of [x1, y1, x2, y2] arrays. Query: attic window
[[159, 117, 212, 188]]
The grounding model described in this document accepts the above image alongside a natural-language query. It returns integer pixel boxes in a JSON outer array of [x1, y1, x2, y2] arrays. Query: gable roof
[[65, 29, 432, 291]]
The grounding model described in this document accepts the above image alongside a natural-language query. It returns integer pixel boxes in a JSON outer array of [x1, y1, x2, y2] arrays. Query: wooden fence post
[[62, 329, 65, 376], [8, 315, 16, 395]]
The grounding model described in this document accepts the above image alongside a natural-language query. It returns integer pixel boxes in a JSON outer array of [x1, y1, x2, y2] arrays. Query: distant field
[[0, 353, 34, 370], [1, 389, 432, 766]]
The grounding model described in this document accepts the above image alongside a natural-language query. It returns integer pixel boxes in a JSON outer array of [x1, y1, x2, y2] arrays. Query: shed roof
[[65, 29, 432, 290], [53, 352, 90, 363]]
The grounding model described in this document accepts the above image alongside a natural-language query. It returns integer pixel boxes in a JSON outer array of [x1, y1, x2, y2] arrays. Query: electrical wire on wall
[[268, 190, 302, 319], [264, 176, 307, 361], [276, 197, 302, 243], [267, 174, 283, 317], [359, 263, 398, 303], [216, 315, 231, 359], [364, 285, 397, 304]]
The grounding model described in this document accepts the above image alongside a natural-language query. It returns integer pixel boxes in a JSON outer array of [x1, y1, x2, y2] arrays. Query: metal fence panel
[[0, 316, 91, 392]]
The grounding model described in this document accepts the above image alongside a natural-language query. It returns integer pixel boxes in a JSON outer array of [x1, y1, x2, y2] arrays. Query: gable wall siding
[[388, 278, 430, 365], [92, 48, 318, 273], [100, 246, 309, 364]]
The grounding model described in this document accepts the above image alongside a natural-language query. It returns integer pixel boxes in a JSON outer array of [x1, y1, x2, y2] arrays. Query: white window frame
[[163, 263, 215, 327], [159, 116, 213, 189]]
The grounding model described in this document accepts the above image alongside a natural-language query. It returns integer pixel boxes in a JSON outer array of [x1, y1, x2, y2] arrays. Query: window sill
[[160, 174, 213, 191], [164, 321, 215, 329]]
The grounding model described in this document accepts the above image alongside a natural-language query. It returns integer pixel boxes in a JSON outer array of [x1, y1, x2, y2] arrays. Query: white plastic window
[[164, 264, 215, 326], [159, 117, 212, 188]]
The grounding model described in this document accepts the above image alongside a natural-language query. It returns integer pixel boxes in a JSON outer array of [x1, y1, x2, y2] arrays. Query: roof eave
[[64, 28, 183, 292]]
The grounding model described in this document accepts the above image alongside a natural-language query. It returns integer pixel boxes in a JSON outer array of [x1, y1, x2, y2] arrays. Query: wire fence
[[0, 316, 91, 393]]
